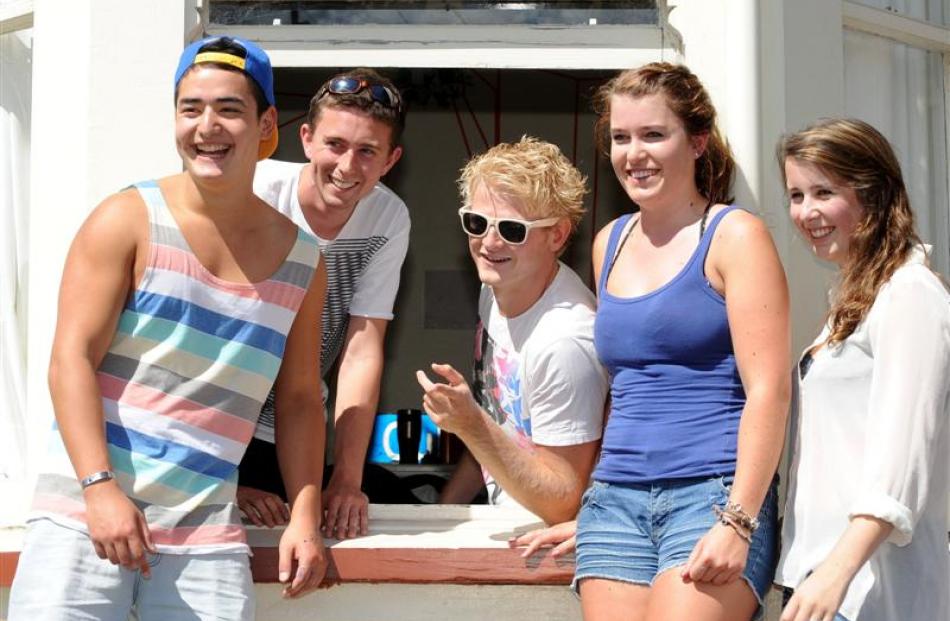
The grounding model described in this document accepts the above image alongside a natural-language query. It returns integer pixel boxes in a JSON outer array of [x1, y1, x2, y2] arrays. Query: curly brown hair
[[592, 62, 735, 206], [778, 118, 923, 345]]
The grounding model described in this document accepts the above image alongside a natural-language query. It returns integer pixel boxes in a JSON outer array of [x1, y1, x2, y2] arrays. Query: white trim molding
[[842, 0, 950, 53], [208, 23, 674, 69]]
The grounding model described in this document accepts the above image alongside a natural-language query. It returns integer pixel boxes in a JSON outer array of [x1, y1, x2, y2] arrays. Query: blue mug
[[368, 412, 440, 464]]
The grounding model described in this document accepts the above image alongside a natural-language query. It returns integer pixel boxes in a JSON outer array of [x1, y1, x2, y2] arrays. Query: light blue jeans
[[8, 519, 254, 621]]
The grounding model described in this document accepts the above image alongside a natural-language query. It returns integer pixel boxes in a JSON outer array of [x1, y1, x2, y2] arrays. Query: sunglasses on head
[[457, 208, 561, 245], [317, 76, 403, 113]]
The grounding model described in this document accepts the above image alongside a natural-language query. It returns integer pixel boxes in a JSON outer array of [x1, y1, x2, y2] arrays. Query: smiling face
[[175, 66, 274, 183], [784, 158, 866, 266], [466, 184, 566, 314], [300, 106, 402, 217], [608, 93, 707, 208]]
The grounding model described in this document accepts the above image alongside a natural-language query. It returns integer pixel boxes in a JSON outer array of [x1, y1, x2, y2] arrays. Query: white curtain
[[0, 28, 32, 526], [843, 28, 950, 277]]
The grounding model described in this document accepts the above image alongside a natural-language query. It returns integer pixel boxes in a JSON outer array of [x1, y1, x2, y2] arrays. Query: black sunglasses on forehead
[[458, 208, 561, 246], [318, 76, 403, 113]]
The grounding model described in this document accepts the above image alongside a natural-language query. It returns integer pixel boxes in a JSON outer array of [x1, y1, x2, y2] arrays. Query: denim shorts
[[574, 475, 779, 610]]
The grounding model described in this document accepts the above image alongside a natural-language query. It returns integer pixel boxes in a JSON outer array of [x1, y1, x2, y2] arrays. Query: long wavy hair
[[592, 62, 735, 206], [778, 118, 923, 345]]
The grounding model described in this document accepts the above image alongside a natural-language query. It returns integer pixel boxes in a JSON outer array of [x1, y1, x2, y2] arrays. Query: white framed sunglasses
[[457, 208, 561, 245]]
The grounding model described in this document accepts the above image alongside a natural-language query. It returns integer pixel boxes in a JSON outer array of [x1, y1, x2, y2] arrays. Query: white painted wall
[[778, 0, 847, 354], [256, 584, 580, 621], [19, 0, 192, 521]]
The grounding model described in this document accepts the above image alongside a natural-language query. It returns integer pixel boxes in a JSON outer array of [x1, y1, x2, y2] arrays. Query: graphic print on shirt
[[474, 321, 532, 436], [258, 234, 388, 431], [320, 236, 389, 372], [473, 322, 536, 502]]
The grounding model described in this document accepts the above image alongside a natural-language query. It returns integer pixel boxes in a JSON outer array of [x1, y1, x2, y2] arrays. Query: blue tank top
[[592, 206, 745, 484]]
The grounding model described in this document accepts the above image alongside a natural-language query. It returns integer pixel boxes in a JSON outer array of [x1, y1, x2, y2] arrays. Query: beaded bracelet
[[720, 501, 760, 532], [725, 501, 760, 531], [712, 502, 758, 540], [715, 512, 752, 543]]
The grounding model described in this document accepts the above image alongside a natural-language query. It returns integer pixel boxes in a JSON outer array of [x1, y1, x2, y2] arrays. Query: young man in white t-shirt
[[417, 137, 608, 524], [238, 69, 409, 540]]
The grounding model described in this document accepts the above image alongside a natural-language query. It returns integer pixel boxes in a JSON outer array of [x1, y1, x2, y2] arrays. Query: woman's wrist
[[713, 512, 753, 543]]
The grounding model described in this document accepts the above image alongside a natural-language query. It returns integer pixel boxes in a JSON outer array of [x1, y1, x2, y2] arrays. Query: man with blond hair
[[417, 137, 608, 524]]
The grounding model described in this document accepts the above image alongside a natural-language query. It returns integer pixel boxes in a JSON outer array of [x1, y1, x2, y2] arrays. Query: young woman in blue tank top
[[512, 63, 791, 621], [578, 61, 790, 621]]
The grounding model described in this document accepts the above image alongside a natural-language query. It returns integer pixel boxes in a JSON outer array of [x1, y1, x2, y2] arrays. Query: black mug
[[396, 408, 422, 465]]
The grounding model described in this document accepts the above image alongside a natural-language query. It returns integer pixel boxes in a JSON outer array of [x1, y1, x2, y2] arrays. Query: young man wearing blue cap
[[237, 68, 410, 540], [8, 36, 328, 620]]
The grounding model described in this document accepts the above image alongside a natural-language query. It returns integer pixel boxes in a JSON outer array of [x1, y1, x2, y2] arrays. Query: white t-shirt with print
[[474, 263, 608, 509], [252, 159, 410, 442]]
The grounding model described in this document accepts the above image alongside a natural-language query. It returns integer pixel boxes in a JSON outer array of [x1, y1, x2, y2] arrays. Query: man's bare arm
[[49, 191, 156, 576], [274, 260, 328, 598], [418, 364, 599, 524], [323, 316, 388, 539]]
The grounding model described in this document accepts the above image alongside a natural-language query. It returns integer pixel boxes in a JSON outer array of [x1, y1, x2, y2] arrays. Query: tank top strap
[[598, 213, 634, 295], [133, 180, 184, 249], [690, 204, 741, 278], [276, 228, 322, 288]]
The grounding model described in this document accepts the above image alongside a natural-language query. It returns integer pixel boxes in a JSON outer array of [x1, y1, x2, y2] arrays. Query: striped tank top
[[31, 180, 321, 554]]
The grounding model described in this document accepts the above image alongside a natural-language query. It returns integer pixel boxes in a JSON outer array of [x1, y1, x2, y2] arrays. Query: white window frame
[[202, 2, 677, 69], [213, 24, 671, 69], [842, 1, 949, 53]]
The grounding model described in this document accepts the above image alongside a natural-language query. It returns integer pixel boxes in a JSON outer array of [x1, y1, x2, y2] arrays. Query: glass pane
[[848, 0, 949, 27], [844, 28, 950, 275], [209, 1, 658, 26]]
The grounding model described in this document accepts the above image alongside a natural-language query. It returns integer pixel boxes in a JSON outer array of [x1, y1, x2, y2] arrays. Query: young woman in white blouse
[[775, 118, 949, 621]]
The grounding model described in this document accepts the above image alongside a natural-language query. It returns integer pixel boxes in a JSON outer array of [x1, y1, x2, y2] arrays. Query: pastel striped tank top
[[31, 180, 321, 554]]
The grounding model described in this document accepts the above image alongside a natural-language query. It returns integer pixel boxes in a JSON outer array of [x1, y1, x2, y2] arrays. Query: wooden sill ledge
[[1, 505, 575, 588]]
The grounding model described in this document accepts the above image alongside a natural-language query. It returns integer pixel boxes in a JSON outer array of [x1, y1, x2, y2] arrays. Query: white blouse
[[776, 248, 950, 621]]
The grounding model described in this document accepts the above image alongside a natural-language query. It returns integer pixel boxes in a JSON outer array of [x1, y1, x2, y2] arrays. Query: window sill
[[1, 504, 574, 587]]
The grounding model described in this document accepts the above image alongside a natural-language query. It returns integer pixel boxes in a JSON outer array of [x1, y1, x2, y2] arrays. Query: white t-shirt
[[252, 159, 410, 442], [474, 263, 608, 509], [776, 248, 950, 621]]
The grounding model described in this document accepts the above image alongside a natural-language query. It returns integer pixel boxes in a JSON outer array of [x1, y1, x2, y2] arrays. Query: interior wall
[[271, 68, 628, 414]]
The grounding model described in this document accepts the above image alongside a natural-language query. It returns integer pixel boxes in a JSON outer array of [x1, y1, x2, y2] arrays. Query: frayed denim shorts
[[573, 475, 778, 613]]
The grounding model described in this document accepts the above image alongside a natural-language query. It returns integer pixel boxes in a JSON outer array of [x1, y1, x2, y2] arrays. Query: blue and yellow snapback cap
[[175, 36, 278, 160]]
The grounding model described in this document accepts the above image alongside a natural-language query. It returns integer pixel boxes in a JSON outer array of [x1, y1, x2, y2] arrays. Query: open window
[[203, 1, 671, 500]]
